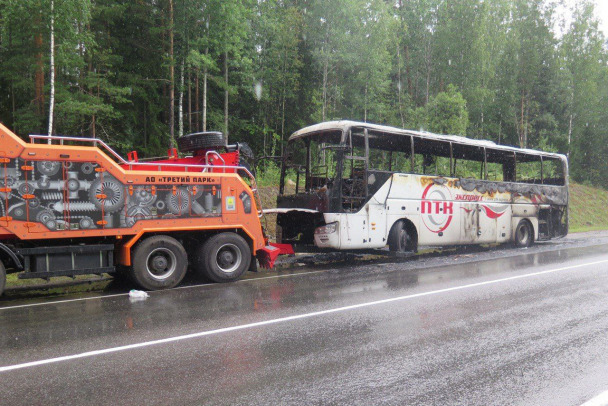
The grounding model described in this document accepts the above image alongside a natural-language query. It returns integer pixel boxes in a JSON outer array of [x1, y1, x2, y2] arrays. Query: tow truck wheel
[[131, 235, 188, 290], [514, 220, 533, 248], [195, 233, 251, 283], [0, 261, 5, 297]]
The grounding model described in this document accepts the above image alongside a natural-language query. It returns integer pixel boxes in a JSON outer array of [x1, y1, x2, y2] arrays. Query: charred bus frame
[[276, 121, 568, 251]]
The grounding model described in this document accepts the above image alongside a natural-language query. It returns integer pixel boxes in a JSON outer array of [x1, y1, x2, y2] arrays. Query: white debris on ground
[[129, 290, 150, 301]]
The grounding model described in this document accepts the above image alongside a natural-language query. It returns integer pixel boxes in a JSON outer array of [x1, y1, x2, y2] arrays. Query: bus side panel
[[495, 204, 513, 243], [385, 174, 422, 245], [512, 203, 540, 241]]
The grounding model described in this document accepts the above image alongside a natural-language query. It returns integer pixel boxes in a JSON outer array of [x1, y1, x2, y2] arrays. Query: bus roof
[[289, 120, 567, 161]]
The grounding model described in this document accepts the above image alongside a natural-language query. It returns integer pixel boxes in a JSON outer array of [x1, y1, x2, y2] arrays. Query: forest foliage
[[0, 0, 607, 186]]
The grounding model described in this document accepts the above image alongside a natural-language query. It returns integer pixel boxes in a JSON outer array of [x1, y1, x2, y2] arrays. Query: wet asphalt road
[[3, 237, 608, 405]]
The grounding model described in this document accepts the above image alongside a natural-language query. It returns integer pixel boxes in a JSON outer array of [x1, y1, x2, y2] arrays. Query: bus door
[[339, 129, 369, 247], [366, 194, 386, 246]]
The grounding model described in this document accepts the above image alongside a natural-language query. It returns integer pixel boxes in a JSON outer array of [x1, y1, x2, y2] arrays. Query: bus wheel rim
[[146, 248, 177, 280], [400, 229, 407, 250], [216, 243, 242, 274], [518, 225, 529, 244]]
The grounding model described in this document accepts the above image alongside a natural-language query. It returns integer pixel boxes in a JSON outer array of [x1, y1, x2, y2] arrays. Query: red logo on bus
[[421, 183, 453, 233]]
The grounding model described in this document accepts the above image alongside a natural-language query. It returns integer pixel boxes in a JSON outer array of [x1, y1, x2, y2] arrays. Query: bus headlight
[[315, 222, 338, 234]]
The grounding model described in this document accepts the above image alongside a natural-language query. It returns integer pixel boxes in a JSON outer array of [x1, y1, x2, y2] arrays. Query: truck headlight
[[315, 222, 338, 234]]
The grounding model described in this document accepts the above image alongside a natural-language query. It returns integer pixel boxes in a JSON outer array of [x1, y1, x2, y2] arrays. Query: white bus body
[[314, 173, 547, 249], [277, 121, 568, 252]]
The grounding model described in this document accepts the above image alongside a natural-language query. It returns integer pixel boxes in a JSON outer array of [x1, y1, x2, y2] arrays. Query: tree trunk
[[224, 51, 229, 141], [143, 103, 147, 149], [405, 45, 413, 99], [364, 83, 368, 122], [48, 0, 55, 139], [519, 92, 525, 148], [322, 54, 328, 121], [397, 43, 405, 128], [34, 27, 44, 118], [202, 47, 208, 132], [280, 53, 287, 156], [523, 95, 529, 148], [195, 69, 200, 132], [168, 0, 175, 147], [178, 59, 184, 138], [567, 114, 573, 157], [188, 70, 192, 133], [87, 22, 95, 138], [425, 42, 431, 105]]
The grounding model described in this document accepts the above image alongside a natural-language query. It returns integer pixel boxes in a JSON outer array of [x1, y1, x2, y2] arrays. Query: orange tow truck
[[0, 124, 284, 295]]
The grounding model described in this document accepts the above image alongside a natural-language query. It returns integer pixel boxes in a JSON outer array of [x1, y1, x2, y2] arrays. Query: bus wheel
[[0, 261, 5, 297], [195, 233, 251, 283], [131, 235, 188, 290], [514, 220, 533, 248], [388, 220, 416, 252]]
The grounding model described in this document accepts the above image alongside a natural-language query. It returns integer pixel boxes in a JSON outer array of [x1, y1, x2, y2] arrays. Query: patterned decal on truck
[[0, 158, 222, 231]]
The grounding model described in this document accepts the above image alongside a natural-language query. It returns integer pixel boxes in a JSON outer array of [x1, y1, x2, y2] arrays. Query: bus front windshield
[[283, 130, 343, 193]]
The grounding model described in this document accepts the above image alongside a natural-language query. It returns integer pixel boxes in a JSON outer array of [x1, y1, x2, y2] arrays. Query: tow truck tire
[[131, 235, 188, 290], [0, 261, 5, 297], [177, 131, 226, 153], [195, 233, 251, 283], [514, 220, 533, 248]]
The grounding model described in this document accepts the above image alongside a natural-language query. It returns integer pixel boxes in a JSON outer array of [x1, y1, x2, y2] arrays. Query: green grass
[[3, 273, 112, 298], [568, 183, 608, 233]]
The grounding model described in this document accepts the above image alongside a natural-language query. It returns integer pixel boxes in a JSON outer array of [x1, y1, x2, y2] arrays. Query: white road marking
[[0, 270, 325, 311], [581, 391, 608, 406], [0, 292, 132, 311], [1, 258, 607, 373]]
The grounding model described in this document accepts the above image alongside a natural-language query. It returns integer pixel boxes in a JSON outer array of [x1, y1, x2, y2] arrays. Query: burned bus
[[275, 121, 568, 252]]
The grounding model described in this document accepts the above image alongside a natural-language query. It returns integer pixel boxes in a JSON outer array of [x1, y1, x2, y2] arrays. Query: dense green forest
[[0, 0, 607, 186]]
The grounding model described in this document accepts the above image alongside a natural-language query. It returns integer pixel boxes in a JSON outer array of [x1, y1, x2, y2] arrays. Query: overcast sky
[[594, 0, 608, 35], [560, 0, 608, 36]]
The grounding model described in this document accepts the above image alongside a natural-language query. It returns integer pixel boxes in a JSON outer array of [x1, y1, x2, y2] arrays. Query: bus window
[[419, 155, 451, 176], [412, 138, 451, 176], [452, 144, 484, 179], [516, 154, 542, 184], [342, 144, 366, 179], [543, 157, 566, 186], [486, 162, 503, 181], [390, 150, 412, 173], [412, 152, 444, 175], [368, 149, 392, 171], [435, 156, 451, 176], [454, 158, 483, 179], [486, 148, 514, 182]]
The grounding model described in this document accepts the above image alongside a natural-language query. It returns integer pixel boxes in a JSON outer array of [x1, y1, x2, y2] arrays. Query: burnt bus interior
[[277, 126, 568, 246]]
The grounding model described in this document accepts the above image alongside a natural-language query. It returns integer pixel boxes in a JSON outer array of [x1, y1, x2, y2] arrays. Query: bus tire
[[388, 220, 416, 253], [514, 220, 534, 248], [194, 233, 251, 283], [0, 261, 5, 297], [131, 235, 188, 290]]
